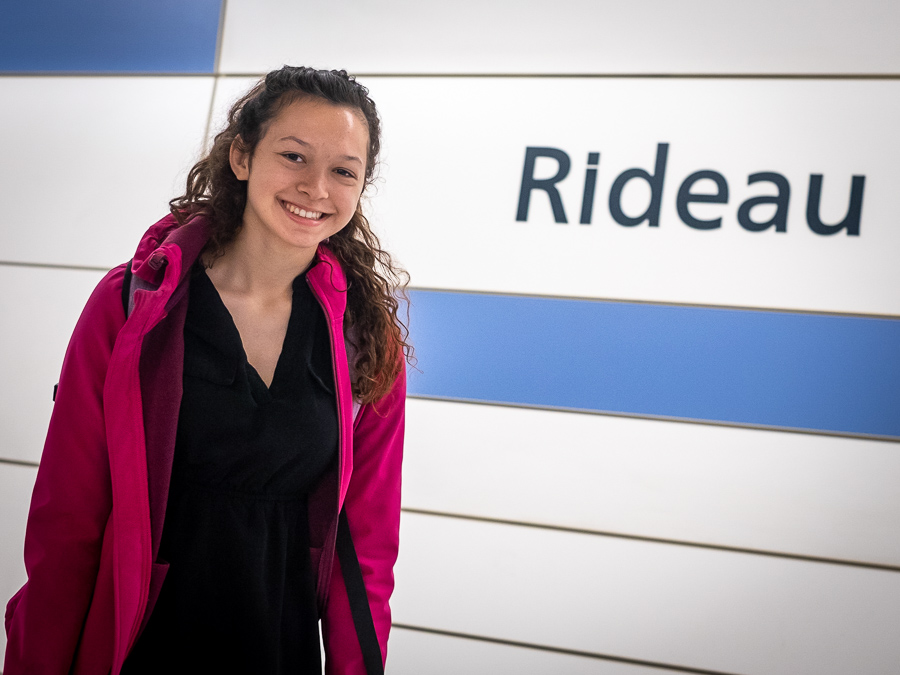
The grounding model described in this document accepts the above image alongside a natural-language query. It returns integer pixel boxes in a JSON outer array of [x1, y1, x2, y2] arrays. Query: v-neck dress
[[123, 263, 338, 674]]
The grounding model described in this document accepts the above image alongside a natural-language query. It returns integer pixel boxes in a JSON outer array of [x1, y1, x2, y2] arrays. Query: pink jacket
[[4, 214, 405, 674]]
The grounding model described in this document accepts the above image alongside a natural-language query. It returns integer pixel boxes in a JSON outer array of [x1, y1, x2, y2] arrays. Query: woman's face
[[230, 96, 369, 260]]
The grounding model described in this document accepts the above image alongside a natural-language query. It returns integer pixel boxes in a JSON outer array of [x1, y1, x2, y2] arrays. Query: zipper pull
[[148, 253, 167, 270]]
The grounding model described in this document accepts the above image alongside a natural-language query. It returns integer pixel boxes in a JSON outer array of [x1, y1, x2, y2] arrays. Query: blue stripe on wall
[[407, 290, 900, 438], [0, 0, 221, 73]]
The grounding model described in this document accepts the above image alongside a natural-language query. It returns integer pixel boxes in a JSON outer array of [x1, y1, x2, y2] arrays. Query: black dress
[[123, 263, 338, 674]]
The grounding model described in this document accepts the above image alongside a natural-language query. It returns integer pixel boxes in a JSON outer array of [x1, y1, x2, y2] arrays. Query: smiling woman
[[4, 67, 411, 675]]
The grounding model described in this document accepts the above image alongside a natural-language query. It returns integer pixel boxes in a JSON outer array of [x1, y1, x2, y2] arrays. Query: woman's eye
[[335, 168, 356, 179], [283, 153, 303, 162]]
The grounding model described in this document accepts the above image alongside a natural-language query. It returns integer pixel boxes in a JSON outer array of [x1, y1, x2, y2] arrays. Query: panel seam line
[[391, 623, 747, 674], [400, 507, 900, 572], [3, 73, 896, 80], [0, 458, 40, 468]]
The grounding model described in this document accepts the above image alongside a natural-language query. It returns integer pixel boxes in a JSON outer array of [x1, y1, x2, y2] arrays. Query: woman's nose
[[298, 168, 328, 201]]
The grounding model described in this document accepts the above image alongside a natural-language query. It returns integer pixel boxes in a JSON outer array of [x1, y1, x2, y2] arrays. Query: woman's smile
[[280, 198, 328, 224]]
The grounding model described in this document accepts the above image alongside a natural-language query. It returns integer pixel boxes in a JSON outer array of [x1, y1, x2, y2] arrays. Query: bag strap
[[122, 258, 159, 318], [121, 257, 133, 317], [336, 510, 385, 675]]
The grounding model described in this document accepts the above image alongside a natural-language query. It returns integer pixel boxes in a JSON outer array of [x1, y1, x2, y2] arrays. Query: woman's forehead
[[267, 96, 367, 138]]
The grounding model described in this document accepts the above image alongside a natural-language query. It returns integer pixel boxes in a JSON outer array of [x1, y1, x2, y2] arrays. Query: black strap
[[336, 510, 384, 675], [122, 258, 134, 317]]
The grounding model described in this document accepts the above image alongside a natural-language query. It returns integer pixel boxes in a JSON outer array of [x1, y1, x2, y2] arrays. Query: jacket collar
[[131, 212, 348, 321], [309, 244, 348, 320]]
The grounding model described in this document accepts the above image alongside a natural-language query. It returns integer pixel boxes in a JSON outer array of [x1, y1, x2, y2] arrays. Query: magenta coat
[[4, 214, 405, 674]]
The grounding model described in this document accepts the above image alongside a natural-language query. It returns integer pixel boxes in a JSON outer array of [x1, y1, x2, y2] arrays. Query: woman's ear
[[230, 136, 250, 181]]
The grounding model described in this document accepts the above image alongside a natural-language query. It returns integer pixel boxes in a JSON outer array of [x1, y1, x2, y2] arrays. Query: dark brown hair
[[170, 66, 411, 404]]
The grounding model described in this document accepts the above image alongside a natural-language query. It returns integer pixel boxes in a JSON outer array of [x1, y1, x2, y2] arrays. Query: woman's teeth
[[285, 202, 322, 219]]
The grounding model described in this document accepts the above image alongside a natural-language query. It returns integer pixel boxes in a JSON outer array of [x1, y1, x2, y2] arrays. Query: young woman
[[4, 66, 409, 675]]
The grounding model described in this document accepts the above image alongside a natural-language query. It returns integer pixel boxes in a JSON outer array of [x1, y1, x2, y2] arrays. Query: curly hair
[[169, 66, 411, 404]]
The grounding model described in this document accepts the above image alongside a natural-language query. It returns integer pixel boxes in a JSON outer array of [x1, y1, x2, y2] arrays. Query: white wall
[[3, 1, 899, 672]]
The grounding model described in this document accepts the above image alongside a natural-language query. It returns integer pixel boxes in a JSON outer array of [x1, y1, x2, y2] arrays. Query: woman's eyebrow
[[279, 135, 363, 165], [279, 135, 311, 148]]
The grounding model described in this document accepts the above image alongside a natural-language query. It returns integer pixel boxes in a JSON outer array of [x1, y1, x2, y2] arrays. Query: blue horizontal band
[[406, 290, 900, 438], [0, 0, 221, 73]]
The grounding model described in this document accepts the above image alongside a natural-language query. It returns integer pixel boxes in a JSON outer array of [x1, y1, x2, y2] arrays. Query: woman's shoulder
[[84, 262, 129, 323], [65, 263, 130, 360]]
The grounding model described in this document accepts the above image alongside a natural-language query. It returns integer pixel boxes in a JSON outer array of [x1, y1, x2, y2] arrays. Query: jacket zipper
[[307, 273, 344, 611]]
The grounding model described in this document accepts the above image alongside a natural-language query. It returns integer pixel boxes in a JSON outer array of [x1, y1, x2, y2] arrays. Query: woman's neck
[[203, 227, 316, 300]]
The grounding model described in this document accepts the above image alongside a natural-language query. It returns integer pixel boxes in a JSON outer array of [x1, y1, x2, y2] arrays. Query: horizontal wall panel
[[0, 0, 221, 73], [0, 77, 214, 268], [393, 512, 900, 675], [0, 266, 106, 463], [402, 399, 900, 566], [389, 627, 673, 675], [0, 463, 38, 665], [407, 292, 900, 438], [363, 77, 900, 316], [220, 0, 900, 75], [211, 77, 898, 316]]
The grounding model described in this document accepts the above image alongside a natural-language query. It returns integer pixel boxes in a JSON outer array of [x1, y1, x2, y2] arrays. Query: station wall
[[2, 1, 899, 672]]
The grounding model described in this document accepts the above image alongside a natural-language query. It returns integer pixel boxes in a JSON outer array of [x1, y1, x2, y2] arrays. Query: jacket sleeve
[[322, 362, 406, 675], [4, 266, 126, 675]]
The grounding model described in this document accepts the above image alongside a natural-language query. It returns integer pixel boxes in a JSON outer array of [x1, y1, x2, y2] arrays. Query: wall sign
[[516, 144, 866, 236]]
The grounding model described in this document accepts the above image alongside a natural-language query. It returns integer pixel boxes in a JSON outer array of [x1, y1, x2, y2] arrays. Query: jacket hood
[[131, 213, 209, 287]]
